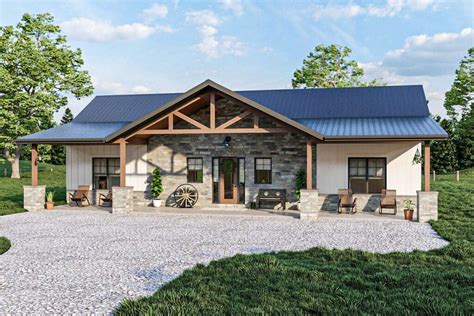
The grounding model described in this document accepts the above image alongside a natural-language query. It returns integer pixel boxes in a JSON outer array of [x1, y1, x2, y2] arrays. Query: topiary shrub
[[150, 167, 164, 199]]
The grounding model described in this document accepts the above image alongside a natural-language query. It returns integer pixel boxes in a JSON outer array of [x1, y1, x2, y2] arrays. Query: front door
[[219, 158, 238, 204]]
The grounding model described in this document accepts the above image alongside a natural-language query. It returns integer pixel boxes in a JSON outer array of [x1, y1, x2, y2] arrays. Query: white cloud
[[186, 9, 245, 58], [92, 77, 152, 94], [261, 46, 273, 53], [143, 3, 168, 23], [360, 27, 472, 117], [220, 0, 244, 16], [186, 10, 221, 26], [313, 0, 435, 20], [198, 25, 218, 37], [132, 85, 152, 93], [385, 28, 473, 76], [155, 24, 176, 33], [60, 18, 156, 42]]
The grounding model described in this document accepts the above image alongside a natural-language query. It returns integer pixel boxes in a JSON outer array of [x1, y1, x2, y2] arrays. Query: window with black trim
[[348, 158, 386, 194], [255, 158, 272, 184], [93, 158, 120, 190], [187, 158, 203, 183]]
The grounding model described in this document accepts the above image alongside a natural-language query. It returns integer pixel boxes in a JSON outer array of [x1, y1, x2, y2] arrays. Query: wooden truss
[[125, 92, 290, 140]]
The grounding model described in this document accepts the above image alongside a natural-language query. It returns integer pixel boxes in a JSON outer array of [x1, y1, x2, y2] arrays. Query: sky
[[1, 0, 473, 120]]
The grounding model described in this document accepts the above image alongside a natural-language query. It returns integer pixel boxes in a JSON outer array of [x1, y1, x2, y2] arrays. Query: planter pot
[[404, 209, 414, 220], [45, 202, 54, 210], [152, 199, 162, 208]]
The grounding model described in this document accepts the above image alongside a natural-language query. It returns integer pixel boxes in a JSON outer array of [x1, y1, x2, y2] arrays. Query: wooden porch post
[[306, 141, 312, 190], [119, 139, 126, 187], [424, 141, 430, 192], [31, 144, 38, 186], [210, 93, 216, 129]]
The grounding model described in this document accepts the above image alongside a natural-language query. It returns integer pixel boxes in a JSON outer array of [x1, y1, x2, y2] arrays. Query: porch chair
[[337, 189, 357, 214], [69, 185, 91, 207], [99, 191, 113, 207], [380, 189, 397, 215]]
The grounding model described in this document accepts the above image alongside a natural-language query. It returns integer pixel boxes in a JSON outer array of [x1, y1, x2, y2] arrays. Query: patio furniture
[[256, 189, 286, 210], [338, 189, 357, 214], [174, 184, 199, 208], [380, 189, 397, 215], [99, 192, 113, 207], [69, 185, 91, 207]]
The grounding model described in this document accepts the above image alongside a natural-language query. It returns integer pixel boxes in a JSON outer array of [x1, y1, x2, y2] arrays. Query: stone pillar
[[299, 189, 319, 220], [112, 186, 134, 215], [23, 185, 46, 211], [417, 191, 438, 222]]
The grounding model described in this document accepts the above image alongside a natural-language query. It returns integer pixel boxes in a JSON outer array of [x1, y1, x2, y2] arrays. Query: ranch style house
[[18, 80, 447, 220]]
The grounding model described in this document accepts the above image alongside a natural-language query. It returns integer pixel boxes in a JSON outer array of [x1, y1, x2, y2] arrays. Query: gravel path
[[0, 210, 448, 314]]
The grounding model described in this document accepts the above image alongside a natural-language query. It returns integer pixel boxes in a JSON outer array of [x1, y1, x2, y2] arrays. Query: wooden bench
[[256, 189, 286, 210]]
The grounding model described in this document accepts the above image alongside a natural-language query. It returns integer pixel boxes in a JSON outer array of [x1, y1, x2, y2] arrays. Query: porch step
[[201, 204, 249, 211]]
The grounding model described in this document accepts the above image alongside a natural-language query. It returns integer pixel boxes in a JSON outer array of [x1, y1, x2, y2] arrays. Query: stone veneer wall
[[147, 133, 312, 207]]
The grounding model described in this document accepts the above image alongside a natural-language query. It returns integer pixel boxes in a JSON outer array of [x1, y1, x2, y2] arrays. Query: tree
[[430, 116, 458, 173], [292, 44, 382, 88], [0, 13, 93, 178], [50, 107, 74, 165], [443, 48, 473, 170]]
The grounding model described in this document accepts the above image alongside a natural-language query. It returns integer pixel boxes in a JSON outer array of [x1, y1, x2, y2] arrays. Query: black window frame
[[348, 157, 387, 194], [254, 157, 272, 184], [92, 157, 120, 190], [187, 157, 204, 183]]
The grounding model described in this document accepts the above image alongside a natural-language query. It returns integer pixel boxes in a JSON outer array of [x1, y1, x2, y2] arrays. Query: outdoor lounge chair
[[380, 189, 397, 215], [338, 189, 357, 214], [99, 192, 112, 207], [69, 185, 91, 207]]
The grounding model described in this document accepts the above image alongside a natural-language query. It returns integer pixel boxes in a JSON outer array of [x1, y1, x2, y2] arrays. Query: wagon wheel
[[174, 184, 199, 208]]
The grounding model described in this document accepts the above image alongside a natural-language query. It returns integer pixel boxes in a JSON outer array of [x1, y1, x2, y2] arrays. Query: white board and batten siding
[[317, 142, 421, 196], [66, 145, 149, 191]]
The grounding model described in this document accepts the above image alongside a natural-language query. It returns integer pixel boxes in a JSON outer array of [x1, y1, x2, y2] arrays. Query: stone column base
[[24, 185, 46, 211], [299, 189, 319, 220], [112, 186, 134, 214], [417, 191, 438, 222]]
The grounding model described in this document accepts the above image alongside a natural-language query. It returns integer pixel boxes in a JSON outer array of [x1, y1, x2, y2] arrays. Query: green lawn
[[0, 159, 66, 216], [116, 169, 474, 315], [0, 237, 11, 255]]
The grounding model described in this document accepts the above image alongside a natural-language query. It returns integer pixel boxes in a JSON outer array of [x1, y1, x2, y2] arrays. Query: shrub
[[150, 167, 164, 198]]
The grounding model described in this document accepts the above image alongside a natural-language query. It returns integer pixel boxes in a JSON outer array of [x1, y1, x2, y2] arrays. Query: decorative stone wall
[[299, 189, 319, 220], [112, 186, 134, 214], [318, 194, 417, 214], [148, 133, 313, 207], [417, 191, 438, 222], [23, 185, 46, 211]]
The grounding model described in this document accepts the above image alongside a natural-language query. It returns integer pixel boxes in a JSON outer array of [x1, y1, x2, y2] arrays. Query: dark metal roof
[[17, 81, 446, 143], [17, 122, 129, 143], [73, 85, 429, 123], [297, 116, 447, 139]]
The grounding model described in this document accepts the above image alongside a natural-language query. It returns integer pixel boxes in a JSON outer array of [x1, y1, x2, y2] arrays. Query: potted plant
[[45, 191, 55, 210], [403, 199, 415, 220], [150, 167, 164, 207]]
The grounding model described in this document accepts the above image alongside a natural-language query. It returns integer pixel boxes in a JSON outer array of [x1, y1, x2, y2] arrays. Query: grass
[[116, 169, 474, 315], [0, 159, 66, 216], [0, 237, 11, 255]]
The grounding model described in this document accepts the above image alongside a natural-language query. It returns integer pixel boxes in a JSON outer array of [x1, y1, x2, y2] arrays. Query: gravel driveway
[[0, 210, 448, 314]]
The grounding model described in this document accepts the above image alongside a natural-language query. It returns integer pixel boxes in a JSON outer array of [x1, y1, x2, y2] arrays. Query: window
[[255, 158, 272, 184], [349, 158, 386, 193], [93, 158, 120, 190], [187, 158, 203, 183]]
